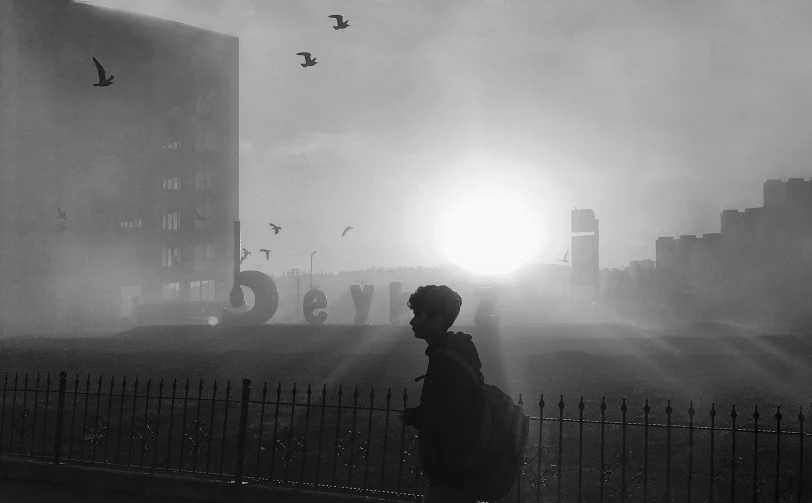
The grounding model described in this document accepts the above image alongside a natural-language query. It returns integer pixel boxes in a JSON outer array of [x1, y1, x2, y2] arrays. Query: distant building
[[0, 0, 238, 335], [571, 208, 600, 299], [655, 178, 812, 321]]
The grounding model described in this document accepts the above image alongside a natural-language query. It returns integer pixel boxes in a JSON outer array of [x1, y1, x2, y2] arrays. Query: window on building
[[169, 106, 182, 121], [162, 246, 180, 267], [189, 280, 215, 302], [162, 177, 180, 190], [161, 282, 180, 301], [120, 285, 142, 318], [194, 170, 215, 191], [194, 243, 214, 261], [120, 218, 143, 229], [162, 212, 180, 230], [194, 200, 213, 230], [196, 95, 215, 115], [163, 141, 181, 150], [195, 130, 217, 152]]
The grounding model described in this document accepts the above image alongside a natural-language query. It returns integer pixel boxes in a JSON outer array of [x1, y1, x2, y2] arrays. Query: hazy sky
[[77, 0, 812, 273]]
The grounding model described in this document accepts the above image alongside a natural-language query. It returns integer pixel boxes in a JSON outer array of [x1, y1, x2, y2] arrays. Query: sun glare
[[438, 189, 540, 276]]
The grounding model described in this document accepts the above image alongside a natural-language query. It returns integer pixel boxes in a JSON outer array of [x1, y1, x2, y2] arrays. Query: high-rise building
[[0, 0, 239, 335], [571, 208, 600, 299]]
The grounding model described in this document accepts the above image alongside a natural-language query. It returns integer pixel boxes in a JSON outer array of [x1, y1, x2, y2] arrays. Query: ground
[[0, 478, 184, 503]]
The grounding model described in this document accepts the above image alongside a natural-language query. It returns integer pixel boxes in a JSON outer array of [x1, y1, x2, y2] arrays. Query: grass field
[[2, 321, 810, 413]]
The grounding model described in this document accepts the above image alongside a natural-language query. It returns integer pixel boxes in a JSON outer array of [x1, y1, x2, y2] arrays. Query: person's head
[[408, 285, 462, 343]]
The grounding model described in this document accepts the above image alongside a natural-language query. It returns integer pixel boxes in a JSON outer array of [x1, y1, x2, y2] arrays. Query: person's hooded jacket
[[402, 331, 486, 488]]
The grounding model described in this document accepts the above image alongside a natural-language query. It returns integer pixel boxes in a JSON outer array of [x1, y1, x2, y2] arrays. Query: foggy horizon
[[72, 0, 812, 274]]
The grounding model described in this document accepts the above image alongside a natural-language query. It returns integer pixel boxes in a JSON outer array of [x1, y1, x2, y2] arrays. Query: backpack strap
[[432, 348, 483, 386]]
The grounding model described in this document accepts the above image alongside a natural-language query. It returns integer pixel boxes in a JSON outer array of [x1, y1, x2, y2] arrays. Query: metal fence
[[0, 370, 810, 503]]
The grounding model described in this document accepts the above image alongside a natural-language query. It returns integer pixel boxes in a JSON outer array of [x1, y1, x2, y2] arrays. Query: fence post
[[234, 378, 251, 485], [53, 371, 67, 465]]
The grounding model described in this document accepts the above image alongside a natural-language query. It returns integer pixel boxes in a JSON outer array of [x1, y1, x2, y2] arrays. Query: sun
[[438, 188, 541, 276]]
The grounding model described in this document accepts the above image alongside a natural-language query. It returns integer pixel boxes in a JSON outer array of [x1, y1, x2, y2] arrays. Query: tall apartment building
[[0, 0, 239, 335]]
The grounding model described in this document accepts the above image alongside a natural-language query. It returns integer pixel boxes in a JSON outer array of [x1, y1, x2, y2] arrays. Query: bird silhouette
[[242, 248, 251, 259], [269, 223, 281, 235], [562, 251, 569, 263], [296, 52, 318, 67], [56, 208, 67, 220], [259, 248, 271, 261], [92, 57, 114, 87], [328, 14, 350, 30], [342, 226, 354, 237]]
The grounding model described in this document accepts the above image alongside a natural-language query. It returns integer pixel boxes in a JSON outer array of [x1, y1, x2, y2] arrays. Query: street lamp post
[[310, 251, 317, 290]]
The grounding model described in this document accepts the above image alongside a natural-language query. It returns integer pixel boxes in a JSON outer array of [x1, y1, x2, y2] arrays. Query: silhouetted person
[[400, 285, 484, 503]]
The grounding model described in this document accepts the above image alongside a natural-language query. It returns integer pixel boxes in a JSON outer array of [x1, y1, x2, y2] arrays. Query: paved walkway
[[0, 478, 185, 503]]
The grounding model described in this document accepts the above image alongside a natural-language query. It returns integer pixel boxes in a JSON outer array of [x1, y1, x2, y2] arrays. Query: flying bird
[[296, 52, 318, 68], [259, 248, 271, 261], [92, 56, 114, 87], [328, 14, 350, 30], [342, 226, 354, 237], [561, 251, 569, 263], [269, 223, 281, 235], [240, 247, 251, 265], [56, 208, 67, 220]]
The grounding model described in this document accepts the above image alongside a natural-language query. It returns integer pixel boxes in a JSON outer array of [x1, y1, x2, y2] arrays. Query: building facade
[[0, 0, 238, 335], [655, 178, 812, 321]]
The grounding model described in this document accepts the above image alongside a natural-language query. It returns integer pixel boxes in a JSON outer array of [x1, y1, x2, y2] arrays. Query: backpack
[[433, 348, 530, 502]]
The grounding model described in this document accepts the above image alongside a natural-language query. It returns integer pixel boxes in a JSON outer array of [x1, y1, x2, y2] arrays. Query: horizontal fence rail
[[0, 370, 811, 502]]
